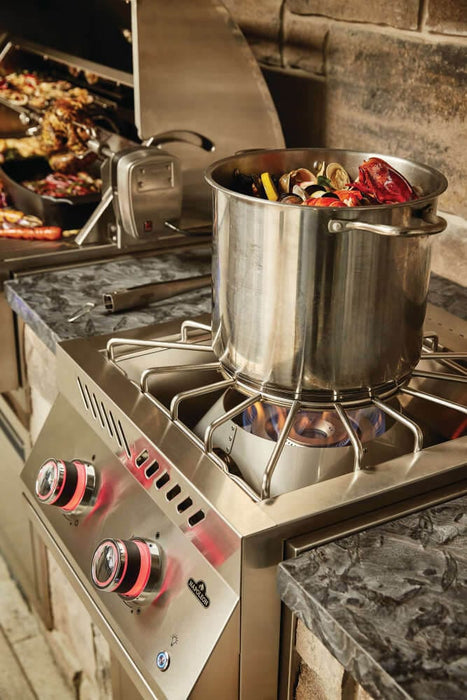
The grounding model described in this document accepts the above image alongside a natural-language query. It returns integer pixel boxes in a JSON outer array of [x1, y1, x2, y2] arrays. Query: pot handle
[[328, 211, 447, 237]]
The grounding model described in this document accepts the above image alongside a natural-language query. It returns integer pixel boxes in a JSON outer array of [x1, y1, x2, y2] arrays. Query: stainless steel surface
[[130, 0, 284, 219], [0, 37, 133, 88], [206, 148, 448, 399], [20, 305, 467, 698], [103, 273, 211, 313], [328, 213, 446, 237], [22, 395, 241, 700]]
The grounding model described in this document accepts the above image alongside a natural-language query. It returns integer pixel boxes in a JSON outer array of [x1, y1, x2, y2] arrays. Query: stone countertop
[[278, 497, 467, 700], [4, 247, 213, 353]]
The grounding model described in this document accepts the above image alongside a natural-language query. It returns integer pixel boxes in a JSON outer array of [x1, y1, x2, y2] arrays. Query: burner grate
[[105, 322, 467, 501]]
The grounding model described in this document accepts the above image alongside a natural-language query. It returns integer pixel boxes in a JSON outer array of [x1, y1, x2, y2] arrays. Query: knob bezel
[[91, 537, 164, 607], [35, 458, 97, 514]]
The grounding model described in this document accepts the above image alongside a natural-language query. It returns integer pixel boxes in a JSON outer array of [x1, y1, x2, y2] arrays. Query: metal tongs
[[67, 274, 211, 321]]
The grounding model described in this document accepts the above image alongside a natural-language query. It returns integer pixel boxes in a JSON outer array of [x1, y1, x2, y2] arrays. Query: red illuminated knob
[[91, 538, 163, 605], [35, 458, 96, 514]]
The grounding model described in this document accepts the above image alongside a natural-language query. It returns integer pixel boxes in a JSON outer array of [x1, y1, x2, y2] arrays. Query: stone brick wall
[[224, 0, 467, 220]]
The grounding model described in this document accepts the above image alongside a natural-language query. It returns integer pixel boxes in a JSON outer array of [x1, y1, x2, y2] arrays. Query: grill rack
[[106, 320, 467, 501]]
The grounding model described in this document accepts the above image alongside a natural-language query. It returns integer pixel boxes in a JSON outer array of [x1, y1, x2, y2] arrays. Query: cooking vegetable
[[0, 226, 62, 240], [22, 170, 102, 198], [260, 172, 279, 201]]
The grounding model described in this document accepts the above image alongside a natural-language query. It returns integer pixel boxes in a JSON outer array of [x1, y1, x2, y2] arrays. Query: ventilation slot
[[177, 497, 193, 513], [101, 402, 114, 438], [92, 394, 106, 429], [155, 473, 170, 489], [77, 377, 89, 410], [144, 461, 159, 478], [75, 377, 131, 456], [85, 385, 96, 418], [118, 419, 131, 457], [188, 510, 205, 527], [166, 485, 181, 501], [109, 411, 122, 447]]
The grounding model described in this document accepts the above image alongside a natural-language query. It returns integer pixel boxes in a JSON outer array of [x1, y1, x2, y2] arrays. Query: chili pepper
[[0, 226, 62, 241]]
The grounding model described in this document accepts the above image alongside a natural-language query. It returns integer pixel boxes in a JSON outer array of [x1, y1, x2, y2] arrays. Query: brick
[[425, 0, 467, 36], [296, 620, 345, 697], [323, 24, 467, 217], [287, 0, 419, 31], [283, 11, 329, 74]]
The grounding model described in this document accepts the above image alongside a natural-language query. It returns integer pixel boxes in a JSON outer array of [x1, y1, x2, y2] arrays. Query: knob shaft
[[91, 538, 163, 605], [35, 458, 96, 513]]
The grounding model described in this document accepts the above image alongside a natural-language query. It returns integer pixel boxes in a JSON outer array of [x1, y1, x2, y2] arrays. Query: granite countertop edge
[[278, 495, 467, 700]]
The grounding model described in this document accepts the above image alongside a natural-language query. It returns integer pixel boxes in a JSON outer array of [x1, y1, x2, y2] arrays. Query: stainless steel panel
[[130, 0, 284, 217], [22, 396, 240, 700]]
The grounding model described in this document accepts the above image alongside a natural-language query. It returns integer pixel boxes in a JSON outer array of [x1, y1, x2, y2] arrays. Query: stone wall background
[[224, 0, 466, 221]]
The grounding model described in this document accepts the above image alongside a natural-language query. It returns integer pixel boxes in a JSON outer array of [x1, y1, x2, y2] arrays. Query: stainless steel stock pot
[[205, 148, 448, 402]]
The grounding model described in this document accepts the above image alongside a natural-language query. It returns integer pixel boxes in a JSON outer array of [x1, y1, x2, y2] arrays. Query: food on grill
[[40, 97, 94, 156], [0, 180, 62, 239], [0, 225, 62, 240], [0, 136, 47, 161], [0, 71, 93, 111], [233, 157, 417, 207], [22, 170, 102, 198]]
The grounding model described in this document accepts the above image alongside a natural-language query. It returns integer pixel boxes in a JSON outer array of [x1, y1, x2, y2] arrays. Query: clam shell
[[326, 162, 350, 189]]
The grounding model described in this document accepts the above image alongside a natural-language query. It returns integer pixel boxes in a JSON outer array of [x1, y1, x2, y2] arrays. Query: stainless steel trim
[[328, 213, 447, 237], [412, 369, 467, 383], [334, 402, 364, 472], [170, 378, 234, 421], [261, 401, 301, 500], [401, 386, 467, 414], [372, 397, 424, 452], [140, 362, 221, 392]]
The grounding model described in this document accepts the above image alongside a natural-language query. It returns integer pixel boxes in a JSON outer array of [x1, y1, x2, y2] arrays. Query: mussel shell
[[280, 194, 303, 205]]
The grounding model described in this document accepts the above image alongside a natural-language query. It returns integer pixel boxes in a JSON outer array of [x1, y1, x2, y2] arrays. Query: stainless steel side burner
[[20, 304, 467, 699], [106, 314, 467, 500]]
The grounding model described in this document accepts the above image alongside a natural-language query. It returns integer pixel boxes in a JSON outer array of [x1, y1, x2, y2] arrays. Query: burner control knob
[[91, 538, 163, 605], [35, 458, 96, 514]]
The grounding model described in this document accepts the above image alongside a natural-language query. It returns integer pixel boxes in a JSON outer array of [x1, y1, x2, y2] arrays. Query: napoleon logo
[[188, 578, 210, 608]]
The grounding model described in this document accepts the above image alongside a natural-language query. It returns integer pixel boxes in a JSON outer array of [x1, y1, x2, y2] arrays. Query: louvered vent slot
[[77, 377, 89, 410], [76, 377, 130, 455], [118, 418, 131, 457], [109, 411, 122, 447], [100, 401, 114, 438]]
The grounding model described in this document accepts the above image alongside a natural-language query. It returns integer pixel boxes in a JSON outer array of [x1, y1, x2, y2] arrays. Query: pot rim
[[204, 147, 448, 212]]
